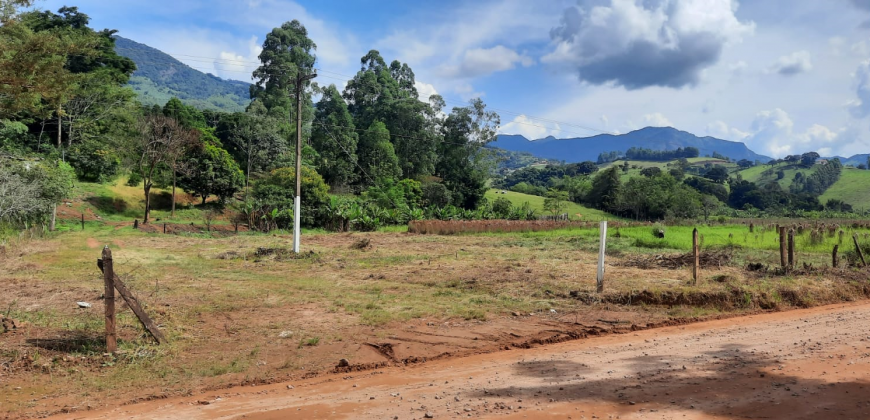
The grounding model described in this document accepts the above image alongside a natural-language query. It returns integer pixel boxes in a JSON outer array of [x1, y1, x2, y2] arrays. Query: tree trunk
[[50, 203, 56, 232], [143, 182, 152, 224], [201, 195, 207, 206], [171, 167, 177, 218], [56, 108, 62, 149]]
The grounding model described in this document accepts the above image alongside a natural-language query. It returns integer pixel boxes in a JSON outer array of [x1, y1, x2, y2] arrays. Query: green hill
[[114, 36, 251, 112], [819, 167, 870, 210], [485, 189, 615, 221], [738, 162, 819, 190]]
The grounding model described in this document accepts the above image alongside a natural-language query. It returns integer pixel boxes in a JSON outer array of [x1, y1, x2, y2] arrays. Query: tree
[[704, 166, 729, 183], [801, 151, 820, 167], [640, 167, 661, 177], [587, 166, 621, 211], [250, 20, 316, 119], [357, 121, 400, 183], [737, 159, 753, 168], [701, 195, 720, 222], [132, 114, 197, 223], [543, 189, 568, 217], [311, 84, 358, 188], [252, 166, 329, 228], [225, 102, 288, 198], [436, 98, 500, 209], [177, 139, 244, 205]]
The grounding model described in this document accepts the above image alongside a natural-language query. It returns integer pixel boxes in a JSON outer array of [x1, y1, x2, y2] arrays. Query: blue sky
[[35, 0, 870, 158]]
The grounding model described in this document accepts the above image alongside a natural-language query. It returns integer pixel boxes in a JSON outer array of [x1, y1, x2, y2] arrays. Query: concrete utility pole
[[293, 72, 317, 254]]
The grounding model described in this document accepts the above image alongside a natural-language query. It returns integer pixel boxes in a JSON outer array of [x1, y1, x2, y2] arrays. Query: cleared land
[[4, 214, 870, 418], [45, 301, 870, 420], [484, 189, 613, 220], [819, 167, 870, 210]]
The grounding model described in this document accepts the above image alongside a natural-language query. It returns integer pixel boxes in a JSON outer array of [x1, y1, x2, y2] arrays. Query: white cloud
[[543, 0, 754, 89], [767, 51, 813, 76], [742, 109, 842, 157], [439, 45, 534, 78], [415, 81, 439, 102], [850, 60, 870, 118], [706, 120, 749, 141], [499, 114, 562, 139], [641, 113, 673, 127], [454, 83, 485, 101]]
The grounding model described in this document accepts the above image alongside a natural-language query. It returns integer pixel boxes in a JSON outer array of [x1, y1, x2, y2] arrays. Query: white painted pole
[[597, 221, 607, 293], [293, 196, 301, 253]]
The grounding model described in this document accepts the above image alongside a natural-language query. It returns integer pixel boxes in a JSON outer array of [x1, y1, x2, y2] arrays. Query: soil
[[41, 301, 870, 419]]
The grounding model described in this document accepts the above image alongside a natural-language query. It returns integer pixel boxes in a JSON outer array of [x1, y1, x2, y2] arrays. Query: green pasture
[[485, 189, 615, 221]]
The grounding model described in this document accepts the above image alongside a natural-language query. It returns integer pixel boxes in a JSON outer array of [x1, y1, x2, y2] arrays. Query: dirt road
[[52, 302, 870, 420]]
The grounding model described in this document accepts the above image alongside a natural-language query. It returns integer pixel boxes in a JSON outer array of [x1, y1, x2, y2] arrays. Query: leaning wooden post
[[692, 228, 700, 285], [832, 244, 839, 268], [597, 221, 607, 293], [854, 234, 866, 267], [102, 246, 117, 353], [779, 227, 788, 268], [787, 229, 795, 269]]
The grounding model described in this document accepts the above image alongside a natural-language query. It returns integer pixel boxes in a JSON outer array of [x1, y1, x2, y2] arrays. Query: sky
[[34, 0, 870, 158]]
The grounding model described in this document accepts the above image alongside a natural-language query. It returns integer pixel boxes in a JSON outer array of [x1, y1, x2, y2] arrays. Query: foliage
[[703, 166, 729, 183], [790, 158, 841, 196], [0, 158, 74, 226], [357, 121, 401, 183], [310, 84, 358, 188], [66, 138, 120, 182], [624, 146, 699, 161], [587, 166, 621, 211], [421, 182, 451, 208], [543, 189, 569, 216], [494, 160, 598, 190], [178, 140, 244, 204], [251, 166, 329, 228], [683, 177, 728, 202], [250, 20, 316, 119]]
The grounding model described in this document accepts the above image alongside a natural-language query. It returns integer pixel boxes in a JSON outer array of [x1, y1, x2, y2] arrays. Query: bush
[[252, 166, 330, 229], [492, 197, 512, 217], [66, 140, 120, 182], [422, 182, 450, 208]]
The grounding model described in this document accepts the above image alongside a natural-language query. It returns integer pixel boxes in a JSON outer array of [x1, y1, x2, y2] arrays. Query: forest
[[0, 1, 861, 235]]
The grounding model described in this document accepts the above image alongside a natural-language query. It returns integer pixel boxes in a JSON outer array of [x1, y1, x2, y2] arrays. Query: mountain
[[840, 154, 869, 167], [114, 36, 251, 112], [490, 127, 772, 164]]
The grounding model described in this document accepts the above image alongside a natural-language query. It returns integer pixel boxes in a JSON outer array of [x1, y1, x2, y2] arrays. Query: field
[[4, 188, 870, 418], [819, 167, 870, 210], [484, 189, 613, 220], [598, 158, 737, 182]]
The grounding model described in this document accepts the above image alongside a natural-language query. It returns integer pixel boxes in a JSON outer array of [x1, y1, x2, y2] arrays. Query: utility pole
[[294, 71, 317, 254]]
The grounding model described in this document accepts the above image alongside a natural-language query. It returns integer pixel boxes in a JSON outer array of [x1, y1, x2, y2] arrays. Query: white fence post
[[597, 221, 607, 293]]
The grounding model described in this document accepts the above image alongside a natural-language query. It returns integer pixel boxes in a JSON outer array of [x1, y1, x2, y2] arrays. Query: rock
[[77, 302, 92, 308], [278, 330, 293, 338], [1, 316, 18, 333], [337, 358, 350, 368], [511, 311, 521, 317], [549, 309, 557, 314], [286, 385, 294, 390], [424, 412, 434, 418]]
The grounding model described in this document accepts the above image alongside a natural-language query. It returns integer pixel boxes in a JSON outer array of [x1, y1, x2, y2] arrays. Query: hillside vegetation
[[819, 167, 870, 211], [115, 36, 251, 112]]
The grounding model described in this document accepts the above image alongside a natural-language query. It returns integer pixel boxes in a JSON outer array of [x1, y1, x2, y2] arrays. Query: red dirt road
[[52, 302, 870, 420]]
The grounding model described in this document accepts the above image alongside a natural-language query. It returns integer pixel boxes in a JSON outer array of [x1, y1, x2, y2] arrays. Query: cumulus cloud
[[850, 60, 870, 118], [706, 120, 749, 141], [543, 0, 754, 90], [439, 45, 534, 78], [741, 109, 841, 157], [499, 114, 562, 140], [641, 113, 673, 127], [767, 51, 813, 76], [454, 83, 486, 101], [415, 81, 439, 102]]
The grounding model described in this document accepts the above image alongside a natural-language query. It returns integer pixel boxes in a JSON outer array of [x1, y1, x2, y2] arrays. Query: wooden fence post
[[854, 234, 866, 267], [832, 244, 839, 268], [692, 228, 700, 285], [779, 227, 788, 268], [788, 229, 795, 269], [163, 223, 166, 234], [81, 214, 85, 231], [102, 246, 117, 353], [597, 221, 607, 293]]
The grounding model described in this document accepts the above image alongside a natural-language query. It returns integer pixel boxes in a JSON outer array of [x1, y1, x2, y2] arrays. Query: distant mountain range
[[114, 36, 251, 112], [490, 127, 772, 164]]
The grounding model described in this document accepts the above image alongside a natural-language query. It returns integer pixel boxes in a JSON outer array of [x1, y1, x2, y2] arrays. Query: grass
[[485, 189, 616, 221], [819, 167, 870, 211]]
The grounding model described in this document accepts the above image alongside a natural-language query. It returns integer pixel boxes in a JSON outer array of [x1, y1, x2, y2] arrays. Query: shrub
[[252, 166, 330, 229], [66, 140, 120, 182]]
